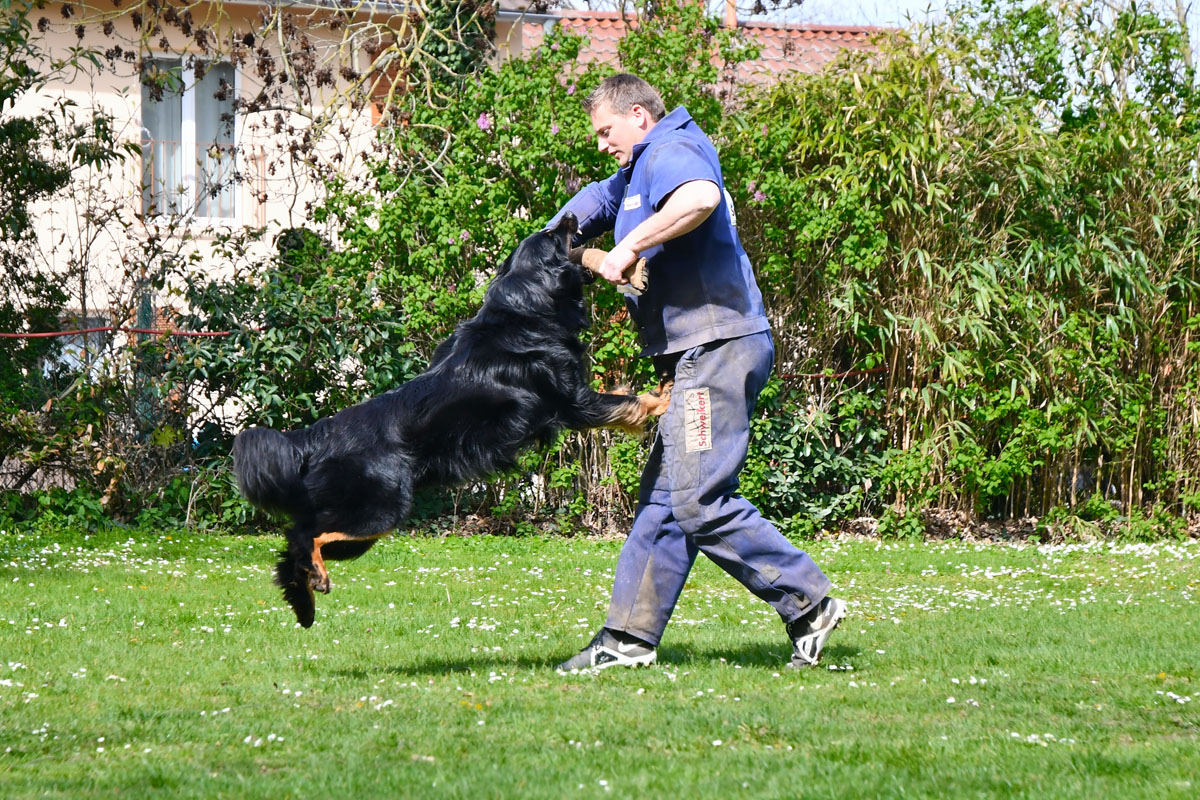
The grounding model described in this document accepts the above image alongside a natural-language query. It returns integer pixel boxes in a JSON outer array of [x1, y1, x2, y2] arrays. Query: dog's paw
[[309, 570, 331, 595], [611, 381, 674, 435], [640, 380, 673, 417]]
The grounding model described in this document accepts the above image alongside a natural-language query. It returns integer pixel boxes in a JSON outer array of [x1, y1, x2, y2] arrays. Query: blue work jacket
[[552, 107, 769, 356]]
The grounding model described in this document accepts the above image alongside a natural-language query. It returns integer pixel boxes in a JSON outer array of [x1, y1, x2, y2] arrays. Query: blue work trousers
[[605, 331, 832, 646]]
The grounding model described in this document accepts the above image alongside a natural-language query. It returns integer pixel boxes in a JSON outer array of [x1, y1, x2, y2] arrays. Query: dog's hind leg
[[309, 532, 387, 595], [309, 536, 333, 595]]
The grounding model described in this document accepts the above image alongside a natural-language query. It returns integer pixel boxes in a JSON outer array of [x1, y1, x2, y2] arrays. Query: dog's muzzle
[[549, 213, 592, 282], [549, 212, 579, 244]]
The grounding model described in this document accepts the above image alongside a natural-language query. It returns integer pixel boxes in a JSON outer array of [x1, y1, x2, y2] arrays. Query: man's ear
[[631, 104, 650, 129]]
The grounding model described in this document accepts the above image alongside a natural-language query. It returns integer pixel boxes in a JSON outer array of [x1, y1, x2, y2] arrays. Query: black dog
[[232, 213, 670, 627]]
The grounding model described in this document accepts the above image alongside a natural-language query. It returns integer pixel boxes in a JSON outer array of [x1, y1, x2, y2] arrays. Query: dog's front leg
[[573, 380, 673, 434]]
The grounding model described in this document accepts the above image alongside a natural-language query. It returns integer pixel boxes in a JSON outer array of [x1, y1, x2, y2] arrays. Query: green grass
[[0, 526, 1196, 799]]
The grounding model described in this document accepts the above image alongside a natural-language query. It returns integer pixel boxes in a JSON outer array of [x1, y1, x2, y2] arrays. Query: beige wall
[[14, 1, 380, 323]]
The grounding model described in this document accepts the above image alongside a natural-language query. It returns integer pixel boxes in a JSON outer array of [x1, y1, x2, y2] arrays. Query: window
[[44, 315, 109, 379], [141, 57, 237, 219]]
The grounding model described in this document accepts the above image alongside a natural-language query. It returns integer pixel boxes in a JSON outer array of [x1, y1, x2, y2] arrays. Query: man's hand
[[599, 243, 639, 285], [605, 181, 721, 284]]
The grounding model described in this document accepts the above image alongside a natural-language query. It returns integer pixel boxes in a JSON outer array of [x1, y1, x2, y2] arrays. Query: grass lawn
[[0, 525, 1196, 799]]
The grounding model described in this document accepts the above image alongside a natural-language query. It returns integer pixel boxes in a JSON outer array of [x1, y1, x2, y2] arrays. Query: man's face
[[589, 102, 653, 167]]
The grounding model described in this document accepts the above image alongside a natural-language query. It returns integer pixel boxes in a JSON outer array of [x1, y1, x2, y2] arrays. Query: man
[[551, 74, 845, 672]]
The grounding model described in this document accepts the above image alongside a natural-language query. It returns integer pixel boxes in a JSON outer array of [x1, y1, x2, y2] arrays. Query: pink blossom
[[567, 84, 576, 96], [551, 122, 560, 135], [477, 112, 492, 131], [460, 230, 470, 241], [753, 190, 766, 203], [746, 180, 757, 193]]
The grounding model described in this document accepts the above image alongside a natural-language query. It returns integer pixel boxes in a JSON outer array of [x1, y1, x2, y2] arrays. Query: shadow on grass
[[664, 641, 860, 670], [331, 641, 861, 679]]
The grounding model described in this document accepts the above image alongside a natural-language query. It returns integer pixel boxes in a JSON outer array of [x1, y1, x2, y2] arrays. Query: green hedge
[[5, 1, 1198, 538]]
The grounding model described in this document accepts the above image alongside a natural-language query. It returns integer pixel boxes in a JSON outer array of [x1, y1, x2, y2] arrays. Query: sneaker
[[786, 596, 847, 668], [555, 628, 657, 673]]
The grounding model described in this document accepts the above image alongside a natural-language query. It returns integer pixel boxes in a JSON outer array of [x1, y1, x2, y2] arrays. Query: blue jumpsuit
[[552, 107, 831, 646]]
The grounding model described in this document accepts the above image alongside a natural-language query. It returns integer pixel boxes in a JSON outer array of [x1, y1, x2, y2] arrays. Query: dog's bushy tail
[[232, 426, 303, 514], [275, 527, 319, 629], [274, 544, 316, 629]]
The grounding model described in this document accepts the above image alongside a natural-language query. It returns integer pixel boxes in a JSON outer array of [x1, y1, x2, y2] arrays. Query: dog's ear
[[554, 267, 590, 330], [495, 252, 515, 278], [429, 331, 458, 369]]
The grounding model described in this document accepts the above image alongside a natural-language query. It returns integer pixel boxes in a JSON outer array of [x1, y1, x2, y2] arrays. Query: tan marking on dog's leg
[[310, 532, 386, 594], [309, 538, 331, 595], [642, 380, 673, 417]]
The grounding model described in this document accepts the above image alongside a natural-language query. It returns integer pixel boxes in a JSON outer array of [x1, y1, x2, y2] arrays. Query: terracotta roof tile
[[518, 11, 887, 79]]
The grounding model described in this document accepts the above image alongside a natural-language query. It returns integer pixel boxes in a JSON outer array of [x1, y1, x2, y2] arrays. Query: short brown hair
[[582, 73, 666, 121]]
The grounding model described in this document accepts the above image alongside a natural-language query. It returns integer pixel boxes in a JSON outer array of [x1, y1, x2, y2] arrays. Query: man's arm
[[546, 172, 626, 243], [596, 179, 722, 284]]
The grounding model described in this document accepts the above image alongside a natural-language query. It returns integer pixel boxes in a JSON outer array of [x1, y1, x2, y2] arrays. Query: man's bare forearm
[[597, 180, 722, 283], [620, 180, 721, 253]]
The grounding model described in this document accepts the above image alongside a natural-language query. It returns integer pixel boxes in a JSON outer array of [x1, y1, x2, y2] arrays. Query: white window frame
[[44, 314, 110, 379], [141, 54, 241, 222]]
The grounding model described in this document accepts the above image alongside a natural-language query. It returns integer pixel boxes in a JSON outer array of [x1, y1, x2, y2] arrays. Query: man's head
[[582, 74, 666, 167]]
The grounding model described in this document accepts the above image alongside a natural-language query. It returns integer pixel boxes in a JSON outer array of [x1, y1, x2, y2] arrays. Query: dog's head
[[485, 213, 591, 330]]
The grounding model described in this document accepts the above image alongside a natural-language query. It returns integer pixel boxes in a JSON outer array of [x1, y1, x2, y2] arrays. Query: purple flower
[[551, 42, 560, 51], [746, 179, 757, 193], [477, 112, 492, 131], [753, 190, 767, 203], [761, 124, 769, 136], [460, 230, 470, 241], [567, 84, 576, 96], [551, 122, 560, 135]]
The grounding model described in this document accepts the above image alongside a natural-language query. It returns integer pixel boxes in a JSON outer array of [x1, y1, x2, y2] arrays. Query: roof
[[515, 10, 886, 80], [733, 19, 884, 79]]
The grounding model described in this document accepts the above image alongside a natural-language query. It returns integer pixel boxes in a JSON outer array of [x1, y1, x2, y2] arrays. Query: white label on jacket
[[623, 193, 642, 211], [684, 388, 713, 452]]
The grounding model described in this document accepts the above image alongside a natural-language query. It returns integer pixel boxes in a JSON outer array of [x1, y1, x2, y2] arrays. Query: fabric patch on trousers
[[684, 388, 713, 452]]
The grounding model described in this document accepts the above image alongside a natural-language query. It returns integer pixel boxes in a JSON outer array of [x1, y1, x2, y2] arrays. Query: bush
[[720, 0, 1200, 530], [7, 1, 1199, 539]]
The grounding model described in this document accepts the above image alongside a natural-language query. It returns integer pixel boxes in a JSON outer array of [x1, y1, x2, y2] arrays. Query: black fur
[[233, 214, 666, 627]]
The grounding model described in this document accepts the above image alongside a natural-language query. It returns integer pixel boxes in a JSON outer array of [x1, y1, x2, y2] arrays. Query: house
[[14, 1, 884, 333], [5, 1, 888, 492], [13, 2, 380, 333]]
